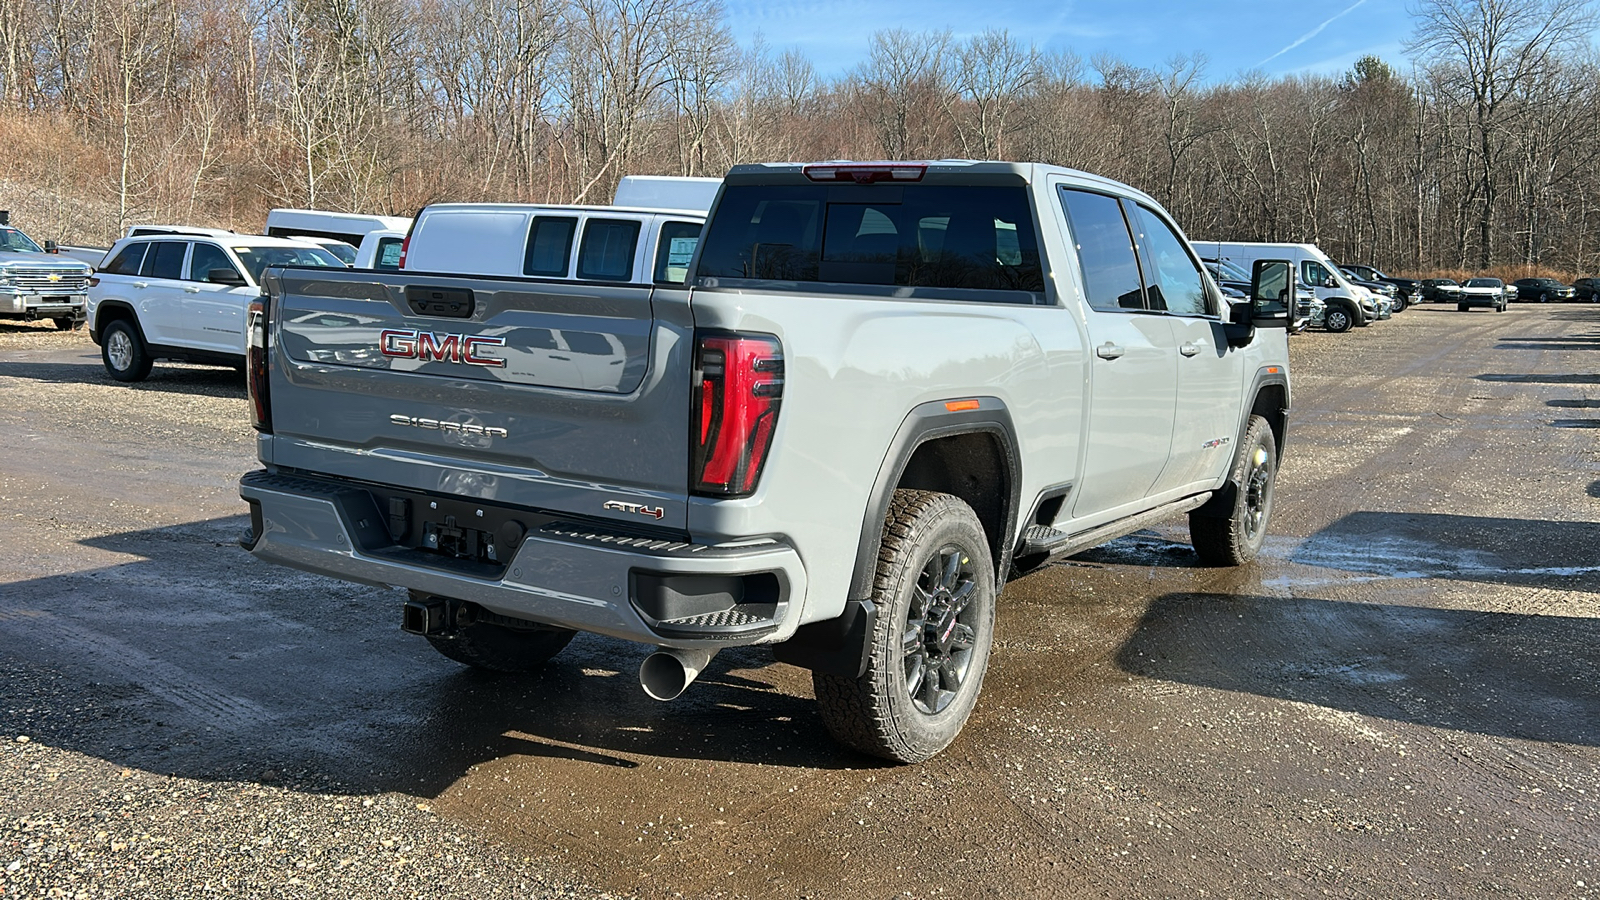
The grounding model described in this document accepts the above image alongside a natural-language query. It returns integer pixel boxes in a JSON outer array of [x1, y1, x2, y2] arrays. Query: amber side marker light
[[1267, 367, 1281, 374], [944, 399, 981, 412]]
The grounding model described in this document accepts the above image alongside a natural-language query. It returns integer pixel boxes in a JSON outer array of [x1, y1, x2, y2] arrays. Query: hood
[[0, 250, 91, 272]]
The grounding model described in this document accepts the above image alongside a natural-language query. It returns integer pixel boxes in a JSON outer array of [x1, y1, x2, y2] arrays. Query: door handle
[[133, 281, 148, 289], [1095, 342, 1125, 360], [1179, 341, 1202, 357], [183, 286, 201, 293]]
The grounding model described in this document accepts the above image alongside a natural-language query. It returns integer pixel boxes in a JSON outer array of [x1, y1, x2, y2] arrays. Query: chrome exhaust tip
[[639, 648, 718, 701]]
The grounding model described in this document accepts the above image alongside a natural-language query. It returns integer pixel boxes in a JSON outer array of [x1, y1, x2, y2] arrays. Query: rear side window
[[695, 184, 1044, 299], [523, 217, 577, 277], [653, 220, 702, 284], [577, 219, 640, 281], [102, 243, 148, 275], [142, 241, 188, 280], [1059, 189, 1145, 312], [187, 243, 238, 283]]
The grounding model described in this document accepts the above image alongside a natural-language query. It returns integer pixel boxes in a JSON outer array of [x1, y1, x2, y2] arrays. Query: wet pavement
[[1, 305, 1597, 898]]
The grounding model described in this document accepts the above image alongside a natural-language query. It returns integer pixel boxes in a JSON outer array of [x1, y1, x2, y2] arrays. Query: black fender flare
[[772, 396, 1021, 677]]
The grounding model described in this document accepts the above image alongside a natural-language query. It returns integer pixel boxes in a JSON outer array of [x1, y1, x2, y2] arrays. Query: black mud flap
[[771, 599, 876, 677]]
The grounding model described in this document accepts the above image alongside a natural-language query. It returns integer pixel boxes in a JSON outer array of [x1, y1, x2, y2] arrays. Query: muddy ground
[[0, 304, 1596, 899]]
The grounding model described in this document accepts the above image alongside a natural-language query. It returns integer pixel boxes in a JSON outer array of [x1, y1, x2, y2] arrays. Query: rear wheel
[[426, 619, 576, 673], [52, 316, 82, 331], [1190, 415, 1278, 567], [1457, 303, 1469, 312], [813, 490, 996, 763], [100, 319, 152, 382]]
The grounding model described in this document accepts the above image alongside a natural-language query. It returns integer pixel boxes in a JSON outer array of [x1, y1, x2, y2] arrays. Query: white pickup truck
[[240, 161, 1293, 762]]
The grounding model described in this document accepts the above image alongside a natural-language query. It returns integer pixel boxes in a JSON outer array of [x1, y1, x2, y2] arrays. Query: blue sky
[[722, 0, 1414, 83]]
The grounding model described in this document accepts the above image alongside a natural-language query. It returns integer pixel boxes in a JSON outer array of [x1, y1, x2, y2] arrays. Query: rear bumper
[[238, 469, 808, 649]]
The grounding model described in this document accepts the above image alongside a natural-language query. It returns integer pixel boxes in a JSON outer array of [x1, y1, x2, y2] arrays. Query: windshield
[[0, 226, 44, 254], [321, 242, 357, 265], [1204, 258, 1250, 282], [1465, 278, 1500, 287], [231, 245, 344, 284]]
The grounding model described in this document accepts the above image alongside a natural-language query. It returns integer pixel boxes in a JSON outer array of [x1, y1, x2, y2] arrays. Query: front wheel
[[1324, 306, 1353, 333], [813, 490, 996, 764], [100, 319, 152, 382], [1190, 415, 1278, 567], [1457, 303, 1469, 312]]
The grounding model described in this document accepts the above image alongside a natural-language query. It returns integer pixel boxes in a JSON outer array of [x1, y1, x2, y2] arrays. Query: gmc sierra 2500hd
[[239, 161, 1292, 763]]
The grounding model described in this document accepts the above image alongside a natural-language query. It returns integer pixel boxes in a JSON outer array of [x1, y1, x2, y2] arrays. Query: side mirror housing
[[1249, 259, 1293, 330], [209, 268, 248, 287], [43, 240, 58, 253]]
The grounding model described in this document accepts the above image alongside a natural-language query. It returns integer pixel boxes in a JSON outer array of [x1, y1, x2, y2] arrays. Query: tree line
[[1, 0, 1596, 276]]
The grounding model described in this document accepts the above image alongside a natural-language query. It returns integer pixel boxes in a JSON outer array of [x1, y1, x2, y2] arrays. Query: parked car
[[1340, 264, 1421, 303], [0, 217, 92, 329], [1510, 277, 1576, 302], [1340, 267, 1404, 312], [1420, 278, 1463, 303], [265, 209, 412, 249], [1573, 277, 1600, 302], [401, 203, 705, 285], [1459, 277, 1508, 312], [289, 235, 358, 266], [87, 233, 345, 381]]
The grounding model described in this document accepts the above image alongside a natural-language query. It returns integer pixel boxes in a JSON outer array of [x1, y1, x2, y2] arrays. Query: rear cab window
[[694, 182, 1045, 302]]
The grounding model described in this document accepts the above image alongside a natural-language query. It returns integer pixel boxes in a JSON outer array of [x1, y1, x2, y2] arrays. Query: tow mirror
[[1250, 259, 1293, 329], [209, 268, 247, 287], [44, 240, 58, 253]]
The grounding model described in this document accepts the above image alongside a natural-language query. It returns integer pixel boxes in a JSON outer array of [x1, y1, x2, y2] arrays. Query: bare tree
[[1406, 0, 1599, 267]]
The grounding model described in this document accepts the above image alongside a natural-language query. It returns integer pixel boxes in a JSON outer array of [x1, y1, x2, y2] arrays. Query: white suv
[[88, 234, 343, 382]]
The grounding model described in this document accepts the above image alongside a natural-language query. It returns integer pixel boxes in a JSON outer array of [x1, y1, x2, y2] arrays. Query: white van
[[1200, 241, 1378, 333], [612, 175, 721, 213], [264, 208, 412, 249], [400, 204, 705, 285]]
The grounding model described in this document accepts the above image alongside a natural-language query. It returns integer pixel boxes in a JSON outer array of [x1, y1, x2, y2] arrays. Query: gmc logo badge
[[380, 329, 506, 367], [603, 500, 666, 520]]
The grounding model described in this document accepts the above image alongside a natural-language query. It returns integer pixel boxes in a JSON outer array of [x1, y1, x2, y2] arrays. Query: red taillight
[[247, 297, 272, 433], [397, 231, 411, 269], [801, 163, 926, 184], [692, 333, 783, 496]]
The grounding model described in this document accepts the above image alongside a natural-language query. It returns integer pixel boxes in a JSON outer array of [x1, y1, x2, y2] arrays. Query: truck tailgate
[[261, 268, 693, 530]]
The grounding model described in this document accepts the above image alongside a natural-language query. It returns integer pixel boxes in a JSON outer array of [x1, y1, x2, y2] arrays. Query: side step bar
[[1016, 493, 1213, 563]]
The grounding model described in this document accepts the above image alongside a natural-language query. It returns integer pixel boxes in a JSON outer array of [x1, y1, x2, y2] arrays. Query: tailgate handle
[[404, 285, 475, 319]]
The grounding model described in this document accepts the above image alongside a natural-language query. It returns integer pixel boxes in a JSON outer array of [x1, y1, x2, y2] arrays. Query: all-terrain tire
[[1190, 415, 1278, 567], [100, 319, 153, 382], [426, 619, 576, 673], [813, 490, 996, 764]]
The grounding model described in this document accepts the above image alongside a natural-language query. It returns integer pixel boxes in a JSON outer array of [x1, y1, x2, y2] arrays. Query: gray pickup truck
[[240, 162, 1292, 763]]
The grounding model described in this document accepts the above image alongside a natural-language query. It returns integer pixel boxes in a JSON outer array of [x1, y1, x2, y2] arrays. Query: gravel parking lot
[[1, 308, 1596, 899]]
